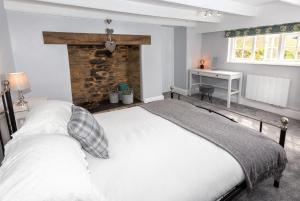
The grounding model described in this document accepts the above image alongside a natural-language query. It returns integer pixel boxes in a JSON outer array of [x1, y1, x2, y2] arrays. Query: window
[[228, 32, 300, 66]]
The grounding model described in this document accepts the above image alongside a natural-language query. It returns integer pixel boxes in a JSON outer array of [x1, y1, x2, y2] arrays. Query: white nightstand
[[13, 97, 48, 128], [14, 104, 29, 129]]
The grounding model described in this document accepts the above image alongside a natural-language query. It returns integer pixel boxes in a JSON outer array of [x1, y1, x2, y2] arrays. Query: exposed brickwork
[[67, 45, 141, 111]]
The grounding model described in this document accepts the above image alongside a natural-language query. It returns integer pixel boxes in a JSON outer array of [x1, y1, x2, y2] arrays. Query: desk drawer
[[214, 74, 229, 79], [191, 71, 229, 79]]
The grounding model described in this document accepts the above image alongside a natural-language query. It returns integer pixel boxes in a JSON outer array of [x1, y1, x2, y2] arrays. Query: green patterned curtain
[[225, 22, 300, 38]]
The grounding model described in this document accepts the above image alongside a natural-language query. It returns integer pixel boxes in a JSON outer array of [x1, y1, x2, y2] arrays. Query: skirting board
[[173, 87, 188, 96], [212, 91, 300, 120], [143, 95, 164, 103]]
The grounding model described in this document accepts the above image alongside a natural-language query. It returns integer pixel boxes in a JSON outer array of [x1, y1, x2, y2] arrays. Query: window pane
[[265, 35, 280, 48], [243, 37, 253, 59], [235, 49, 243, 58], [272, 49, 278, 59], [274, 36, 280, 47], [284, 47, 296, 60], [235, 37, 244, 49], [285, 35, 297, 47], [243, 49, 252, 58], [265, 35, 280, 60], [255, 36, 265, 61], [232, 36, 253, 60], [266, 48, 272, 59], [244, 37, 253, 49], [284, 34, 300, 61]]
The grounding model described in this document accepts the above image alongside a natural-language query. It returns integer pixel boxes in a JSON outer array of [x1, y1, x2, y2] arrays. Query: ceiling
[[231, 0, 275, 6], [4, 0, 300, 27]]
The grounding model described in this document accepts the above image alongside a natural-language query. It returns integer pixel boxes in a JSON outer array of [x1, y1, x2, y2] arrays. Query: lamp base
[[16, 90, 28, 108], [16, 100, 28, 107]]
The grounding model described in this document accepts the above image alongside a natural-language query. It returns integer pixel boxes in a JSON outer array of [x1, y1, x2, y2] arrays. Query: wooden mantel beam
[[43, 32, 151, 45]]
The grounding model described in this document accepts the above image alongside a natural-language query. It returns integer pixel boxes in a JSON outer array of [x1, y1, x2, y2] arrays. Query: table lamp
[[8, 72, 30, 107], [200, 59, 205, 69]]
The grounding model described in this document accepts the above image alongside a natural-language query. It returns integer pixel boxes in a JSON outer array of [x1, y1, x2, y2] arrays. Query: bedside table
[[13, 97, 48, 129], [13, 104, 29, 129]]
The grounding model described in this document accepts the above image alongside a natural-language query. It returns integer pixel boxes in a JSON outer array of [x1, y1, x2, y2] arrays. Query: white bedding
[[88, 106, 245, 201], [0, 134, 100, 201]]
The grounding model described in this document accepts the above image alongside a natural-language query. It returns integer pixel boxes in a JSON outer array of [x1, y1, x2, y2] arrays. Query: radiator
[[245, 74, 290, 107]]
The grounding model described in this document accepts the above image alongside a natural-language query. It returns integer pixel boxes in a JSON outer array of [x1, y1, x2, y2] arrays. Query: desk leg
[[237, 78, 242, 104], [227, 79, 232, 108]]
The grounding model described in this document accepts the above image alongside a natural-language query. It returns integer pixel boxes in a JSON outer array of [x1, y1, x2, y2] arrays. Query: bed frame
[[0, 80, 17, 157], [170, 90, 288, 200]]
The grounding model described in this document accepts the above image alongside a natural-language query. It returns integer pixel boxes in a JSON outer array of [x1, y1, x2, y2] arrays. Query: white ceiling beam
[[147, 0, 259, 16], [25, 0, 220, 23], [4, 0, 199, 27], [280, 0, 300, 6]]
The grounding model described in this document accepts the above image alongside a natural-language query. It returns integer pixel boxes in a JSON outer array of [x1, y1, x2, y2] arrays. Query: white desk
[[188, 69, 243, 108]]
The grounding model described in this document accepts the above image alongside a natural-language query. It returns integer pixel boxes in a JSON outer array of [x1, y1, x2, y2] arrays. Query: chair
[[199, 85, 214, 103]]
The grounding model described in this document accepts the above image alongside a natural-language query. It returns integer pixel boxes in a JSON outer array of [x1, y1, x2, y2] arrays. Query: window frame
[[227, 32, 300, 66]]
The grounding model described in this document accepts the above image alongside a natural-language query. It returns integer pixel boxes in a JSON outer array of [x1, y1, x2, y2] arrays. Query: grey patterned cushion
[[67, 105, 109, 159]]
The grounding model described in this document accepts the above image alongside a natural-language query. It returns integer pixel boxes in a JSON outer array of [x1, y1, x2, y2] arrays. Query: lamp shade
[[8, 72, 30, 91]]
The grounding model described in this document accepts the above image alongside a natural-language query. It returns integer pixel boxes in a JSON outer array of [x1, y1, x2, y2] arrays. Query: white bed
[[87, 106, 245, 201]]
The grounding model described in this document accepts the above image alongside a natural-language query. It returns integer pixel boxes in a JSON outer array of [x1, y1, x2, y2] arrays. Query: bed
[[0, 89, 288, 201], [88, 106, 245, 201]]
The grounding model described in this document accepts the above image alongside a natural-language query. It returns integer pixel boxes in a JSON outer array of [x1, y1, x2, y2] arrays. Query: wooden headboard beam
[[43, 32, 151, 45]]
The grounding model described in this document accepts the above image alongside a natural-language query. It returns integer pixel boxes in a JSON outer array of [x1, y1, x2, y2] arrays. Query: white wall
[[7, 11, 172, 101], [186, 28, 202, 69], [201, 31, 300, 119], [161, 27, 174, 92], [0, 0, 15, 160], [173, 26, 202, 93], [0, 0, 14, 76], [186, 27, 202, 88], [173, 27, 187, 90]]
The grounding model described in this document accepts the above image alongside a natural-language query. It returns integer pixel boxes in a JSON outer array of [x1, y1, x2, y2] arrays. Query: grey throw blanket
[[141, 99, 287, 190]]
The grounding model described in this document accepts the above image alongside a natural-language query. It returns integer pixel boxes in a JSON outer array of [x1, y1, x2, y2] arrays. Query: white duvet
[[88, 107, 245, 201], [0, 134, 100, 201]]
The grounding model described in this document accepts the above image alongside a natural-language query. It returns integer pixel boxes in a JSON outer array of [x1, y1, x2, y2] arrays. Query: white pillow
[[0, 134, 102, 201], [13, 100, 73, 137]]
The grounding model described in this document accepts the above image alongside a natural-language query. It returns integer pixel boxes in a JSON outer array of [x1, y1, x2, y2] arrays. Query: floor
[[164, 92, 300, 201]]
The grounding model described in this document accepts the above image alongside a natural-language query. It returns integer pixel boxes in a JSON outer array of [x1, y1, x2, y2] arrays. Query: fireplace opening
[[68, 44, 142, 112]]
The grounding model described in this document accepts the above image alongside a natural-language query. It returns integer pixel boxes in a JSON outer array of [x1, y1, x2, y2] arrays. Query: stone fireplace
[[43, 31, 151, 112], [68, 45, 141, 111]]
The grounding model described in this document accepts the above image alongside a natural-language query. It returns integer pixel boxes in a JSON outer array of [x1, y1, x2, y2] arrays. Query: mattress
[[86, 106, 245, 201]]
